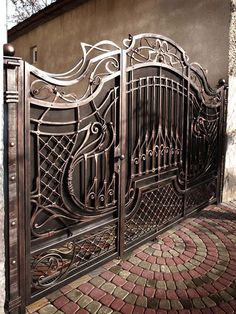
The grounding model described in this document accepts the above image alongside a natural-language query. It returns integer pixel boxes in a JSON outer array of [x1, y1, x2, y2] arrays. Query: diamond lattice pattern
[[125, 183, 183, 244]]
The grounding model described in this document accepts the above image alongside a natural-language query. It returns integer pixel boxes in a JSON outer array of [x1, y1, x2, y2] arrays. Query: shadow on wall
[[223, 127, 236, 201]]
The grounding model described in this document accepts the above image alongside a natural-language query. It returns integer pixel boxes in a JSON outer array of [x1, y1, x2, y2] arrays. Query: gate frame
[[3, 34, 228, 313]]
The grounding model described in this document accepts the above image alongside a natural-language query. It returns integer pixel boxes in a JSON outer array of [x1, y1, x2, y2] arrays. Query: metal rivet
[[10, 142, 15, 147], [11, 221, 16, 227], [11, 260, 16, 265], [11, 175, 16, 181]]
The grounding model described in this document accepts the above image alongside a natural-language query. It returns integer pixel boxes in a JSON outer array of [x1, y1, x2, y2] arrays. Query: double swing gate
[[4, 34, 227, 313]]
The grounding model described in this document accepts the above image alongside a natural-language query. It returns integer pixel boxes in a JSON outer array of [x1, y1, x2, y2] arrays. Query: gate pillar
[[4, 55, 25, 314]]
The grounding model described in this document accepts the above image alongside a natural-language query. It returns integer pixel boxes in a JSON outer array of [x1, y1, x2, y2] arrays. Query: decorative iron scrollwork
[[124, 34, 189, 74], [23, 34, 226, 300]]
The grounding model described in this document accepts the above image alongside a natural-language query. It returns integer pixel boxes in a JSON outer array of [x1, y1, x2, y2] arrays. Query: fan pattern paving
[[27, 202, 236, 314]]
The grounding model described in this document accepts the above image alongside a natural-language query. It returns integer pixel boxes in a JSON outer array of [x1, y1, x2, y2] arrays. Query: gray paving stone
[[150, 263, 161, 272], [97, 306, 113, 314], [168, 265, 179, 272], [144, 247, 156, 255], [101, 282, 116, 294], [207, 272, 219, 281], [128, 256, 142, 265], [47, 290, 63, 302], [135, 276, 147, 286], [113, 287, 129, 299], [119, 270, 130, 279], [156, 280, 167, 289], [185, 280, 197, 289], [66, 289, 83, 302], [177, 264, 188, 272], [153, 250, 162, 257], [146, 279, 156, 287], [90, 276, 106, 288], [202, 296, 217, 308], [170, 299, 183, 310], [160, 265, 170, 273], [139, 261, 151, 270], [38, 304, 57, 314], [77, 295, 93, 308], [86, 301, 102, 313], [192, 298, 206, 309], [175, 281, 187, 289], [147, 298, 159, 309], [136, 296, 147, 307], [162, 252, 172, 258], [109, 265, 122, 274], [166, 280, 176, 290], [219, 290, 234, 302], [159, 299, 171, 310], [127, 273, 139, 283], [124, 293, 137, 304]]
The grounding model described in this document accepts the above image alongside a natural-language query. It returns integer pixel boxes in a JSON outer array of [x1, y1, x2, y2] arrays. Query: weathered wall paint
[[223, 0, 236, 201], [10, 0, 230, 87]]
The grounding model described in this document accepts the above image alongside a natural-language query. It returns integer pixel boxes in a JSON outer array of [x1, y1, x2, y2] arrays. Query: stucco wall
[[223, 0, 236, 201], [10, 0, 230, 88]]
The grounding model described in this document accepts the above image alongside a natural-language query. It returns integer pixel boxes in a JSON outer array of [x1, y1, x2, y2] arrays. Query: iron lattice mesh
[[38, 135, 75, 206], [31, 225, 117, 290], [125, 183, 183, 244], [186, 180, 216, 211]]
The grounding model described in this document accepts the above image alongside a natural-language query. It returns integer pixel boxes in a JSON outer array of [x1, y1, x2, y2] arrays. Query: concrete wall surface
[[10, 0, 230, 88], [223, 0, 236, 202]]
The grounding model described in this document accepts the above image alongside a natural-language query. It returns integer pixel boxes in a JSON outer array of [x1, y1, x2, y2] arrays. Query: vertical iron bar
[[164, 78, 168, 169], [94, 153, 98, 210], [175, 84, 179, 166], [183, 71, 190, 215], [104, 150, 108, 208], [138, 78, 142, 175], [118, 48, 127, 258], [170, 80, 174, 167], [216, 84, 228, 203], [145, 77, 149, 174], [158, 69, 162, 175], [180, 84, 185, 168], [130, 72, 134, 181], [151, 77, 156, 172], [84, 154, 87, 207]]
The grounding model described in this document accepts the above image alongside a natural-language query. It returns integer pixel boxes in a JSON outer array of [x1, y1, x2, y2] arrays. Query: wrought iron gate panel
[[24, 41, 122, 301], [4, 34, 227, 313]]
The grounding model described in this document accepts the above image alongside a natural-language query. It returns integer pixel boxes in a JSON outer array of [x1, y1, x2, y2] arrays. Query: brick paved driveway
[[27, 202, 236, 314]]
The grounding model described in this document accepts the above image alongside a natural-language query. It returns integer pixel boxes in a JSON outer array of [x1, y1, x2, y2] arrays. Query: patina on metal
[[4, 34, 227, 313]]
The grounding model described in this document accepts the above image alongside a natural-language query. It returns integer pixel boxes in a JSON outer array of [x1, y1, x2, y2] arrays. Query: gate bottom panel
[[186, 178, 217, 213], [29, 222, 118, 302], [124, 179, 184, 250]]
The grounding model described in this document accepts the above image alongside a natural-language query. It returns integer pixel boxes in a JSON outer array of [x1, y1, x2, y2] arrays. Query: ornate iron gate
[[4, 34, 227, 313]]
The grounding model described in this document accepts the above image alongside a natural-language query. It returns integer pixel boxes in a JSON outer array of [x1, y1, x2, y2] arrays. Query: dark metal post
[[216, 80, 228, 203], [4, 52, 25, 313]]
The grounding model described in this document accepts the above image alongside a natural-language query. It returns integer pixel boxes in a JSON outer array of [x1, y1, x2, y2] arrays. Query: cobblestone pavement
[[27, 202, 236, 314]]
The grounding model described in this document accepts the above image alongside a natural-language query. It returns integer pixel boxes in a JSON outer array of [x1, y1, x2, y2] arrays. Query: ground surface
[[27, 202, 236, 314]]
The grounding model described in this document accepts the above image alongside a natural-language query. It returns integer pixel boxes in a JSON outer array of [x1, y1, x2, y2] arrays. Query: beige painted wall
[[223, 0, 236, 201], [10, 0, 230, 88]]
